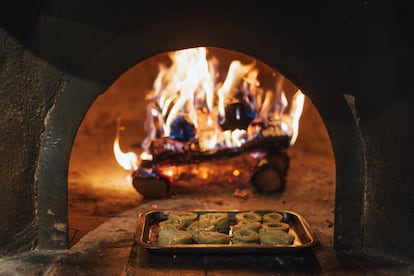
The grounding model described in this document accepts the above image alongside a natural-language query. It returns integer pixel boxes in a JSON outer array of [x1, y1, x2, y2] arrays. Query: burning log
[[251, 152, 289, 193], [132, 166, 170, 198], [132, 175, 172, 198], [148, 135, 290, 166], [114, 47, 305, 198], [132, 136, 290, 198], [169, 114, 196, 141], [219, 102, 255, 130]]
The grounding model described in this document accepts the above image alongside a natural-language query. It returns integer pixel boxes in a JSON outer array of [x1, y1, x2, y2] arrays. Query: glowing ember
[[113, 47, 304, 171], [233, 169, 240, 177]]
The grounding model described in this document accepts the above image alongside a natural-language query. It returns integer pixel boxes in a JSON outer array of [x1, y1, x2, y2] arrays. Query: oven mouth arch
[[35, 35, 366, 252]]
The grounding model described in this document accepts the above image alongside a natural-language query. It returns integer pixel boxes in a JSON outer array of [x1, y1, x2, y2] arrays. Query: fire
[[113, 117, 138, 171], [113, 47, 304, 171], [288, 90, 305, 145], [233, 169, 240, 177]]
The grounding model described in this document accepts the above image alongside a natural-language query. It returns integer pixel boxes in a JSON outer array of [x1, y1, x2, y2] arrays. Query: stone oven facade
[[0, 1, 413, 265]]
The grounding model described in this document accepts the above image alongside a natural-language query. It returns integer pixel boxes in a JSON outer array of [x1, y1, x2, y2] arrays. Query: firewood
[[148, 135, 290, 166], [251, 153, 289, 193], [132, 170, 170, 198]]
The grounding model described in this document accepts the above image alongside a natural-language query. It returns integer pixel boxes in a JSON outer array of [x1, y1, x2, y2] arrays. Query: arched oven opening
[[34, 31, 366, 257], [67, 47, 336, 249]]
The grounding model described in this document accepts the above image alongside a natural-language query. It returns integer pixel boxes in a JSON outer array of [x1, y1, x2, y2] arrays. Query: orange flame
[[288, 90, 305, 145], [113, 117, 138, 170], [115, 47, 305, 170]]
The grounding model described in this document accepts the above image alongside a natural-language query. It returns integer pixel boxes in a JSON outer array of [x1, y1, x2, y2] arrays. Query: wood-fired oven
[[0, 0, 413, 268]]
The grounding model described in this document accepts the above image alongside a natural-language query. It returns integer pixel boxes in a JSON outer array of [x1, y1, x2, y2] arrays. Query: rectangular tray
[[137, 209, 317, 253]]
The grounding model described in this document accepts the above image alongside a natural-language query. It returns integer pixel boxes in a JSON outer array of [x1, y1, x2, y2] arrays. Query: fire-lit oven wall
[[0, 1, 413, 264]]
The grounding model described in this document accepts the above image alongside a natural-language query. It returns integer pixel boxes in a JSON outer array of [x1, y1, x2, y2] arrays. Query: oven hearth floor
[[0, 194, 411, 275]]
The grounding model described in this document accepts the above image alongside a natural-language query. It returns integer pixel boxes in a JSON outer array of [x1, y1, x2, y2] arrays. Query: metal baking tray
[[137, 209, 317, 253]]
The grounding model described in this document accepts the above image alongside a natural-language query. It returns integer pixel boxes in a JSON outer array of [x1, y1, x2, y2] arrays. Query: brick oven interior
[[64, 47, 338, 273], [67, 47, 335, 245], [1, 1, 413, 275]]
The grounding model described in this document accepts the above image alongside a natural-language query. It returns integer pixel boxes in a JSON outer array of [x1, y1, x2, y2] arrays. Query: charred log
[[148, 135, 290, 166], [132, 167, 170, 198], [169, 115, 196, 141], [219, 102, 255, 130], [251, 152, 289, 193], [132, 137, 290, 197]]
